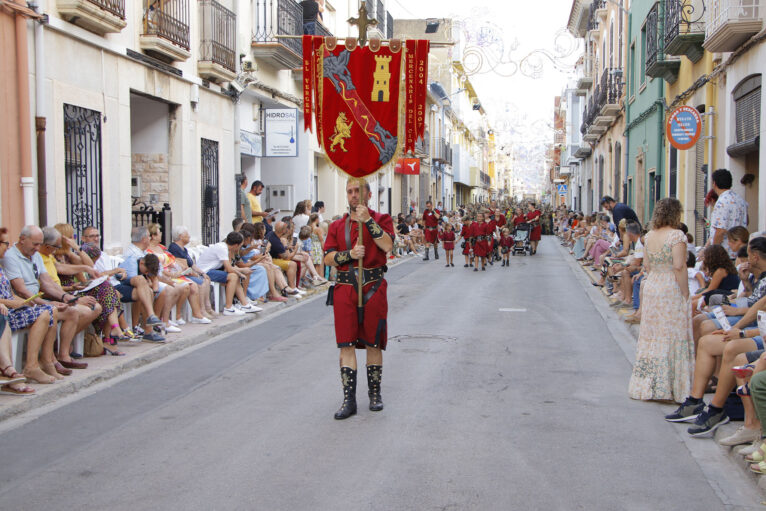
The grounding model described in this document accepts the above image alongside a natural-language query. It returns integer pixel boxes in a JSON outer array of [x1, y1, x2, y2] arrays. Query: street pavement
[[0, 238, 763, 510]]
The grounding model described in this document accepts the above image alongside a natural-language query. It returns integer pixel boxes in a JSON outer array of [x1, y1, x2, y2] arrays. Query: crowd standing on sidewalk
[[558, 168, 766, 477]]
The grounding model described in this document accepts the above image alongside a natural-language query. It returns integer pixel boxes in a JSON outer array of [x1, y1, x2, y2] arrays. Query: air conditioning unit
[[263, 185, 294, 213]]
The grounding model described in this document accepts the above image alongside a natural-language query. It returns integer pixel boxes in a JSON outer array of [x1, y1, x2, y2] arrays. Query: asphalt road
[[0, 238, 761, 510]]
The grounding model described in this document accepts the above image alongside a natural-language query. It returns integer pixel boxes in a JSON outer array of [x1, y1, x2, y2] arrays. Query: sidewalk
[[0, 254, 417, 423], [560, 240, 766, 498]]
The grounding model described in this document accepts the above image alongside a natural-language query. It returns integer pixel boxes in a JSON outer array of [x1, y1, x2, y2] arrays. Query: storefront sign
[[265, 109, 298, 157], [667, 106, 702, 150], [240, 130, 262, 157]]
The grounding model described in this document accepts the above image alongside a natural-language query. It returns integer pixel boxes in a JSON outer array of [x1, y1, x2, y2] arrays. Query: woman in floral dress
[[629, 198, 694, 402]]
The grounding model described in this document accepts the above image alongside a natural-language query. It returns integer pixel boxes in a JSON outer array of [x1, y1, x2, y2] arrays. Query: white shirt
[[124, 243, 147, 259], [293, 214, 310, 238], [196, 243, 230, 273], [633, 239, 644, 259]]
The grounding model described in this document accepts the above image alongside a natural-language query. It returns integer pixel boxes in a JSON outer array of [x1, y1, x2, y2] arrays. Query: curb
[[558, 240, 766, 501], [0, 255, 416, 423]]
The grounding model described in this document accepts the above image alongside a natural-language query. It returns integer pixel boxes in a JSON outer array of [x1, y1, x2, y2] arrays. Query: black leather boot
[[367, 365, 384, 411], [334, 367, 357, 420], [434, 246, 439, 259], [423, 247, 430, 261]]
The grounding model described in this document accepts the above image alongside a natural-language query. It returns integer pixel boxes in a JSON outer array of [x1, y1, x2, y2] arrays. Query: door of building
[[201, 138, 220, 246], [64, 104, 103, 242]]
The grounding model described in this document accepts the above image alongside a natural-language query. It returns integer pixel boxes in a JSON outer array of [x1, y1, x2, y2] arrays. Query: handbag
[[84, 331, 104, 357]]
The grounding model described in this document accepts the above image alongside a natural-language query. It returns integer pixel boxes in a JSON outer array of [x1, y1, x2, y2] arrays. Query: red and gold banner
[[302, 38, 429, 178]]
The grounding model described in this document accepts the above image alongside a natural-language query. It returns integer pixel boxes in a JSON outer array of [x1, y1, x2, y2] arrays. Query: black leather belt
[[425, 226, 437, 231], [336, 266, 386, 286]]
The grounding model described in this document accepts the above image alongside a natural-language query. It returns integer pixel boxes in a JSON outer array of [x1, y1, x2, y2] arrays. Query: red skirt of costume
[[460, 226, 472, 255], [424, 227, 439, 244], [527, 211, 542, 241], [472, 222, 489, 257], [332, 280, 388, 350], [440, 232, 456, 250]]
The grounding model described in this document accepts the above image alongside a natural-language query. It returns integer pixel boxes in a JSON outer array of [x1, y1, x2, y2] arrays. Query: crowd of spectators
[[557, 168, 766, 475]]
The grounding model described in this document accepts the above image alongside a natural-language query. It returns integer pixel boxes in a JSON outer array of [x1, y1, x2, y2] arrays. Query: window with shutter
[[728, 75, 761, 157]]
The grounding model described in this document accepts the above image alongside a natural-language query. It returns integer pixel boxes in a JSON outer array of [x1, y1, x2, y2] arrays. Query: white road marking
[[499, 308, 528, 312]]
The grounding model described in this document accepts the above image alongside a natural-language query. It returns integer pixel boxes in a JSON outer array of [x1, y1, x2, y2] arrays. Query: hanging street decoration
[[301, 8, 430, 179]]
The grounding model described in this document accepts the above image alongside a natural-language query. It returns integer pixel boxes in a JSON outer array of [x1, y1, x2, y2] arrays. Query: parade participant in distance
[[324, 179, 394, 420], [512, 207, 526, 227], [488, 209, 499, 263], [460, 217, 473, 268], [526, 202, 543, 255], [472, 212, 489, 271], [500, 228, 513, 267], [440, 223, 456, 268], [422, 201, 440, 261]]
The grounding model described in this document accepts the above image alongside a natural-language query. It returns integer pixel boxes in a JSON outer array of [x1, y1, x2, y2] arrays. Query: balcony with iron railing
[[646, 2, 681, 84], [665, 0, 706, 62], [198, 0, 236, 82], [251, 0, 303, 69], [140, 0, 191, 61], [57, 0, 127, 34], [587, 0, 600, 34], [595, 67, 623, 119], [704, 0, 763, 52], [432, 138, 453, 165], [594, 0, 607, 21]]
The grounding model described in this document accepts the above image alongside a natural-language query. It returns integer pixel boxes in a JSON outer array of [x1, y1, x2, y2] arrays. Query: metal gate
[[64, 104, 103, 242], [201, 138, 220, 246]]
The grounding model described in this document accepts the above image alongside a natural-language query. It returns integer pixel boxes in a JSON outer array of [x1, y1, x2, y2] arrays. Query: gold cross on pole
[[347, 3, 378, 47]]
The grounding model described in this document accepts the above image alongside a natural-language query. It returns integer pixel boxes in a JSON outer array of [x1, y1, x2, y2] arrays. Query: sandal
[[0, 382, 35, 395], [745, 442, 766, 462], [733, 364, 756, 379], [0, 365, 27, 386], [750, 461, 766, 474], [103, 336, 118, 346], [737, 383, 751, 397], [104, 346, 125, 356]]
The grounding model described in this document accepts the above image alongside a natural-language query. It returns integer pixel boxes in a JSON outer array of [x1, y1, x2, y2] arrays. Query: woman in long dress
[[629, 198, 694, 402]]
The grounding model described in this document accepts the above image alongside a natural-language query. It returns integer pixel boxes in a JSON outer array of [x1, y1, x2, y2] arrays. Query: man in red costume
[[324, 179, 394, 420], [526, 202, 543, 255], [422, 200, 440, 261]]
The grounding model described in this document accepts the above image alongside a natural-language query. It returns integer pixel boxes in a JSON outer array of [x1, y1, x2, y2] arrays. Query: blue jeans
[[632, 274, 643, 311]]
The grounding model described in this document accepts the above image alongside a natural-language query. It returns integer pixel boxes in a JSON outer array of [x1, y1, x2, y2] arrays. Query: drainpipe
[[30, 0, 47, 226], [15, 0, 35, 225]]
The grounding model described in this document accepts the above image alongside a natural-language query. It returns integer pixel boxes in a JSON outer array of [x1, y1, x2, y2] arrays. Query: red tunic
[[488, 219, 498, 249], [472, 222, 489, 257], [440, 230, 456, 250], [324, 210, 395, 350], [460, 225, 472, 255], [500, 234, 514, 251], [526, 210, 542, 241], [423, 209, 439, 244], [512, 215, 526, 227], [497, 214, 507, 228]]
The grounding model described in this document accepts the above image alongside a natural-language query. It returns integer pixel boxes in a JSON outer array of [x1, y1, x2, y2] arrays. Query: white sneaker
[[168, 320, 179, 327], [223, 307, 245, 316], [239, 303, 261, 313], [190, 316, 212, 324], [175, 318, 186, 326], [719, 426, 762, 446], [165, 324, 181, 333], [738, 438, 763, 456], [295, 288, 307, 295]]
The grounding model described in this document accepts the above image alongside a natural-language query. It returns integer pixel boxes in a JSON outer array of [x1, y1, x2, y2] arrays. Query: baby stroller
[[512, 223, 532, 256]]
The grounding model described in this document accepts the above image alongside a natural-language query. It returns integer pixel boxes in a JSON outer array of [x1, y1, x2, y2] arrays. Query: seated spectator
[[146, 223, 212, 326], [606, 221, 643, 309], [51, 223, 129, 343], [691, 244, 740, 310], [115, 227, 165, 342], [0, 226, 58, 385], [692, 237, 766, 346], [297, 225, 325, 284], [0, 304, 35, 394], [308, 214, 326, 278], [232, 218, 245, 233], [234, 225, 269, 304], [266, 222, 306, 294], [6, 226, 100, 372], [249, 223, 291, 301], [727, 226, 750, 256], [196, 231, 261, 315], [167, 225, 215, 317]]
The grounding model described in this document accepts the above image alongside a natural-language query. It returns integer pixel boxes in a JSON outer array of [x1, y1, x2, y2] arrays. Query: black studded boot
[[367, 365, 384, 411], [334, 366, 357, 420], [422, 247, 430, 261]]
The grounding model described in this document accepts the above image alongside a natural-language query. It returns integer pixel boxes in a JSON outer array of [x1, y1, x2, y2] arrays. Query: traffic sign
[[557, 184, 568, 195], [667, 106, 702, 150]]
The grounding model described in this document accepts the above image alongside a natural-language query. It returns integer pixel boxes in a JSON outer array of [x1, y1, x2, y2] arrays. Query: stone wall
[[131, 153, 169, 206]]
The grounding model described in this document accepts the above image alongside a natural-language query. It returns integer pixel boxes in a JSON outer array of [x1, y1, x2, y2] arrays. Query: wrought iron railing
[[387, 11, 394, 39], [665, 0, 706, 45], [314, 20, 332, 37], [596, 67, 623, 108], [143, 0, 190, 50], [707, 0, 762, 36], [200, 0, 236, 72], [87, 0, 125, 19], [587, 0, 601, 31], [646, 2, 660, 70], [253, 0, 303, 56]]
